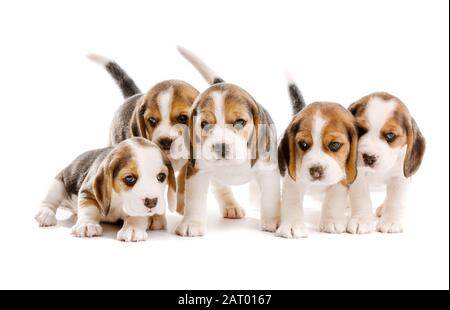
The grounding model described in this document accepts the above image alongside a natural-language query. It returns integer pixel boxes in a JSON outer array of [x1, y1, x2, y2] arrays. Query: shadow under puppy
[[35, 138, 176, 242], [277, 78, 358, 238], [347, 92, 425, 233], [175, 46, 280, 236], [87, 54, 199, 225]]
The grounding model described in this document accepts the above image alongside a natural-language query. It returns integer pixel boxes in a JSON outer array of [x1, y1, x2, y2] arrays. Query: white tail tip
[[285, 71, 296, 85], [86, 53, 112, 66]]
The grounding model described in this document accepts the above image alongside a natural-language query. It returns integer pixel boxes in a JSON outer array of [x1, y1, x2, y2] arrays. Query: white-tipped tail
[[177, 45, 222, 85], [285, 71, 296, 85], [86, 53, 113, 66]]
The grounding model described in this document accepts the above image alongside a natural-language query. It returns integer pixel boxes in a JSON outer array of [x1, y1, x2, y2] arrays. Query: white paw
[[276, 222, 308, 238], [319, 218, 347, 233], [347, 216, 374, 234], [377, 217, 403, 233], [117, 226, 148, 242], [261, 217, 280, 232], [149, 214, 167, 230], [175, 220, 205, 237], [35, 207, 57, 227], [71, 221, 103, 238], [222, 205, 245, 219]]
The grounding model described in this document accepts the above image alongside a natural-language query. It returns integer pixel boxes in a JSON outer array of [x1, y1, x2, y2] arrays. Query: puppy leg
[[149, 213, 167, 230], [117, 216, 149, 242], [257, 171, 281, 232], [71, 201, 102, 238], [276, 176, 308, 238], [176, 164, 187, 215], [377, 177, 410, 233], [175, 173, 210, 237], [211, 181, 245, 219], [35, 179, 66, 227], [320, 183, 347, 233], [347, 174, 374, 234]]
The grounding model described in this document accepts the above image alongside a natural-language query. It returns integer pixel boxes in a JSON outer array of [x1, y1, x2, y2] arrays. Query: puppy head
[[130, 80, 199, 158], [189, 83, 273, 167], [349, 92, 425, 177], [279, 102, 358, 186], [92, 138, 176, 217]]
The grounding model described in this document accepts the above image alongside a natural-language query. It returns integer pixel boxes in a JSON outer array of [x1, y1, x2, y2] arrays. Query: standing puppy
[[35, 138, 176, 242], [347, 92, 425, 233], [276, 80, 358, 238], [175, 47, 280, 236]]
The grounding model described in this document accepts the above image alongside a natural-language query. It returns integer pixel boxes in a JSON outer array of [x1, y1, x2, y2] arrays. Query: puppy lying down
[[35, 137, 176, 242]]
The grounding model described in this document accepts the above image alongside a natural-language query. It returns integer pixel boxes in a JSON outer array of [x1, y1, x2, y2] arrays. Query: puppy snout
[[212, 143, 230, 158], [158, 138, 173, 151], [144, 198, 158, 209], [363, 153, 377, 167], [309, 166, 324, 181]]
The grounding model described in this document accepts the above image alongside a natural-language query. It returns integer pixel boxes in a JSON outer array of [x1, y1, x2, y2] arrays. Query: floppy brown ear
[[130, 98, 148, 139], [250, 102, 273, 167], [404, 117, 426, 177], [348, 100, 365, 117], [278, 123, 298, 181], [345, 125, 358, 185], [92, 162, 113, 216]]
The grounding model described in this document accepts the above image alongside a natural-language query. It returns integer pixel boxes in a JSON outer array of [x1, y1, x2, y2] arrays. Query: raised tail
[[86, 53, 141, 99], [176, 46, 224, 85], [286, 72, 306, 115]]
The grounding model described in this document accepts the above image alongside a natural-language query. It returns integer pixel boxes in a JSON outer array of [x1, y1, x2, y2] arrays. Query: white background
[[0, 0, 448, 290]]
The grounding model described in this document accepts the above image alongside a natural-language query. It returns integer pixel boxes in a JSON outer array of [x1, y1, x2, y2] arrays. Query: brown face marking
[[280, 102, 358, 183], [132, 80, 199, 140], [349, 92, 425, 177], [187, 83, 270, 173]]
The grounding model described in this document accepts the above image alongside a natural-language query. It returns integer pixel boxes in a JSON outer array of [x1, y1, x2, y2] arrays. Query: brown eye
[[123, 175, 137, 186], [385, 132, 396, 143], [157, 173, 166, 183], [299, 140, 310, 151], [328, 141, 342, 152], [177, 115, 188, 124], [148, 117, 158, 127], [233, 119, 247, 129]]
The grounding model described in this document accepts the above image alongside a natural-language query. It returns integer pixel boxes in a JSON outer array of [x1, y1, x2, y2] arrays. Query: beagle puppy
[[276, 79, 358, 238], [87, 54, 199, 169], [34, 138, 176, 242], [174, 47, 280, 236], [87, 54, 199, 222], [347, 92, 425, 233]]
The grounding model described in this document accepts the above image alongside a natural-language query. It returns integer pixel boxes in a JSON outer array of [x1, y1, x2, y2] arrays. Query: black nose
[[158, 138, 173, 151], [212, 143, 229, 158], [144, 198, 158, 209], [363, 153, 377, 167], [309, 166, 324, 180]]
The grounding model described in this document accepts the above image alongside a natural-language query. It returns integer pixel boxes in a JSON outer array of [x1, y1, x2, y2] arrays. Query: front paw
[[35, 207, 57, 227], [377, 217, 403, 233], [261, 217, 280, 232], [276, 222, 308, 238], [347, 216, 374, 234], [222, 204, 245, 219], [175, 220, 205, 237], [117, 226, 148, 242], [71, 221, 103, 238], [319, 218, 347, 233], [149, 214, 167, 230]]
